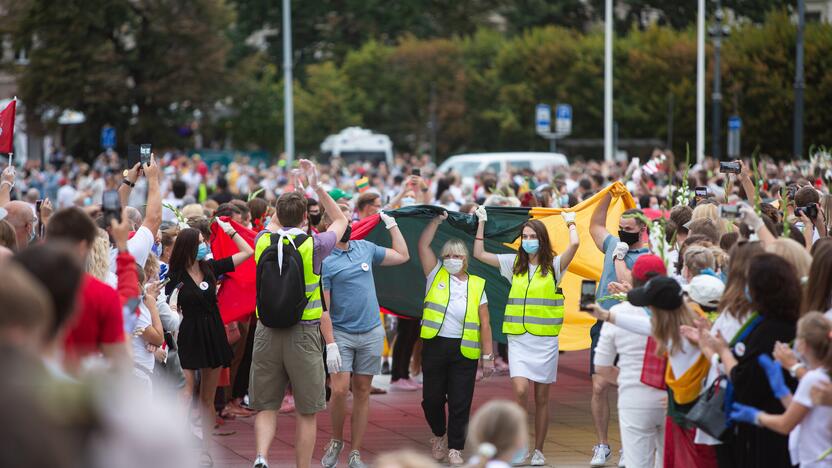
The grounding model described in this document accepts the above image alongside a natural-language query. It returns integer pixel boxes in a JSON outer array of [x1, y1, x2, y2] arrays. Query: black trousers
[[421, 336, 478, 450], [391, 317, 420, 381]]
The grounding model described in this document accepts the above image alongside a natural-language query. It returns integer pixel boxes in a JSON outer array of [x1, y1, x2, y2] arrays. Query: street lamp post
[[696, 0, 706, 164], [282, 0, 295, 166], [604, 0, 614, 163], [710, 1, 726, 161], [794, 0, 805, 159]]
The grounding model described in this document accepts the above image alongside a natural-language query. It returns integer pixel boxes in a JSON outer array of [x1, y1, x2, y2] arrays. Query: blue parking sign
[[101, 126, 116, 150]]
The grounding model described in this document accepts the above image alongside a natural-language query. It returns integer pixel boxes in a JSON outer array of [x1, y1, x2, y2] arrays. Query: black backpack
[[256, 232, 309, 328]]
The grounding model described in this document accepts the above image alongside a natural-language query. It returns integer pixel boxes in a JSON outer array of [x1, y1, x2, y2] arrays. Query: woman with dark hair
[[695, 254, 800, 468], [164, 221, 253, 467], [473, 209, 579, 466]]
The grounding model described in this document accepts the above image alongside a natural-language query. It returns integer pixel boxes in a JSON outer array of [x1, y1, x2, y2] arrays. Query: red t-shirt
[[64, 273, 125, 367]]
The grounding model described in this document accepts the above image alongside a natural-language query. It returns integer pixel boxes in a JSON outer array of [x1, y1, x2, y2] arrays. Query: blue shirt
[[597, 234, 649, 309], [322, 239, 387, 333]]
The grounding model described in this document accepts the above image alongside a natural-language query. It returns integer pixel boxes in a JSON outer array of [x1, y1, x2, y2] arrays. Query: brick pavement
[[209, 349, 621, 467]]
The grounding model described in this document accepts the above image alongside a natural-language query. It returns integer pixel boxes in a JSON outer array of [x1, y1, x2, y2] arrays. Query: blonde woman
[[766, 238, 812, 281], [87, 228, 113, 282], [418, 211, 493, 466], [465, 400, 529, 468], [691, 203, 729, 236]]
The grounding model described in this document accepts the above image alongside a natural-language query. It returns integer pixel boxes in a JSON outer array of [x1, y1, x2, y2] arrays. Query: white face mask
[[444, 258, 464, 275]]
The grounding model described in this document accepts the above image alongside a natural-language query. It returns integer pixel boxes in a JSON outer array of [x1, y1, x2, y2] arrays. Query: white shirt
[[594, 302, 667, 409], [612, 312, 702, 378], [57, 185, 77, 209], [495, 253, 563, 284], [108, 225, 155, 272], [425, 261, 487, 339], [131, 301, 155, 373], [789, 368, 832, 467]]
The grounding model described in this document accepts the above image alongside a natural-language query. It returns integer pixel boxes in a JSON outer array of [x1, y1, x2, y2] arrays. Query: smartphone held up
[[580, 280, 597, 311]]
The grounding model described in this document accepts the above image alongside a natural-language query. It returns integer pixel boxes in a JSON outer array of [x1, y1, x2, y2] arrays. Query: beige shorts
[[249, 321, 326, 414]]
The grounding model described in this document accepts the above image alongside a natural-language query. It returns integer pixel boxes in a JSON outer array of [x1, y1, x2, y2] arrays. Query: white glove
[[475, 205, 488, 222], [561, 211, 576, 224], [379, 211, 397, 229], [613, 242, 629, 261], [326, 343, 342, 374], [215, 218, 234, 235], [299, 159, 320, 189], [738, 204, 764, 230]]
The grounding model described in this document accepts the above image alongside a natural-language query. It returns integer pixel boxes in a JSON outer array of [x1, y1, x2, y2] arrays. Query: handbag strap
[[729, 312, 762, 346]]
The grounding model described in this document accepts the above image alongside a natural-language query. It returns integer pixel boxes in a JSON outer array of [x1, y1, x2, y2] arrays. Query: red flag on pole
[[0, 99, 15, 154]]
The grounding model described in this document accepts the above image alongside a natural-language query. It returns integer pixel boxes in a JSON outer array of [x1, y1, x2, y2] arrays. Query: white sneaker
[[512, 449, 529, 466], [590, 444, 611, 467], [253, 454, 269, 468], [618, 448, 625, 467], [430, 435, 448, 461], [448, 449, 464, 466], [321, 439, 344, 468], [530, 449, 546, 466]]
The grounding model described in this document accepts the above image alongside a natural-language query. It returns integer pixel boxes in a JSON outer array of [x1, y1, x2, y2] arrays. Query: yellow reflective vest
[[254, 232, 323, 321], [420, 266, 486, 360], [502, 262, 564, 336]]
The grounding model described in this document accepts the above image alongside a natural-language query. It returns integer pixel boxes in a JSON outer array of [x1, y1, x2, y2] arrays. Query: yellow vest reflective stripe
[[254, 232, 322, 321], [420, 267, 486, 360], [503, 263, 564, 336]]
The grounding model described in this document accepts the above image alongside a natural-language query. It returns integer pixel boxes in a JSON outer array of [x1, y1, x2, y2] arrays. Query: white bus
[[320, 127, 393, 165]]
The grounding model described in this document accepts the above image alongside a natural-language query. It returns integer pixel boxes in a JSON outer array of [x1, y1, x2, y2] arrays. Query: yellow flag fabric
[[507, 182, 636, 350]]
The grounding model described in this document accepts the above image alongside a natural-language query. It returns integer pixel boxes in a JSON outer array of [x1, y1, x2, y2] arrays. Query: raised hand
[[475, 205, 487, 223]]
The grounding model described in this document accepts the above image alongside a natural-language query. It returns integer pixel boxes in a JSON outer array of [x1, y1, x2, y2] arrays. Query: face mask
[[618, 229, 641, 246], [443, 258, 464, 275], [511, 448, 528, 465], [84, 197, 92, 206], [650, 204, 660, 210], [309, 213, 322, 225], [744, 285, 753, 304], [560, 194, 569, 207], [401, 197, 416, 206], [196, 242, 210, 261], [340, 224, 352, 243], [521, 239, 539, 255]]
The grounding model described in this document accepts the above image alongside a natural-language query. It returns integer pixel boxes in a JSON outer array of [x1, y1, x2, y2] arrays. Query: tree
[[12, 0, 232, 157]]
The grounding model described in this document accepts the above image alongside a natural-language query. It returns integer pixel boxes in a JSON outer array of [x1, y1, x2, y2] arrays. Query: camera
[[719, 161, 741, 174], [580, 280, 597, 311], [719, 204, 740, 219], [102, 190, 122, 226], [795, 204, 818, 220]]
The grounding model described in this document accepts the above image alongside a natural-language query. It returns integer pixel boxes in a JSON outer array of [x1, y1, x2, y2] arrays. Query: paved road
[[209, 349, 622, 467]]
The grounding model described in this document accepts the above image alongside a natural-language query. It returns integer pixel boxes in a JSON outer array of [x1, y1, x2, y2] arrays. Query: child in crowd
[[465, 400, 529, 468]]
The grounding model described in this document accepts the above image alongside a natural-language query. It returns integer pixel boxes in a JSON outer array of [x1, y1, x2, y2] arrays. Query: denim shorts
[[333, 325, 385, 375]]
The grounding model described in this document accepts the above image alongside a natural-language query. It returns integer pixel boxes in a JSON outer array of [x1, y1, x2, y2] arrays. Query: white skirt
[[507, 333, 559, 384]]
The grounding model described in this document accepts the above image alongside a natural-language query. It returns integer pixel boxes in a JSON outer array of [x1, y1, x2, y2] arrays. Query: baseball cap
[[627, 276, 684, 310], [631, 254, 666, 282], [328, 188, 352, 201], [682, 274, 725, 308]]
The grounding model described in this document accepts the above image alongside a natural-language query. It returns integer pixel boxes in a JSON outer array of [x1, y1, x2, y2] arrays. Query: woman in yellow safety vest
[[418, 211, 494, 466], [473, 207, 579, 466]]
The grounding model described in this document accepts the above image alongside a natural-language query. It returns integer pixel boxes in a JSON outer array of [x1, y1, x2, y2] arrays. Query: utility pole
[[710, 0, 726, 160], [794, 0, 805, 158], [282, 0, 295, 165], [696, 0, 706, 164], [604, 0, 614, 163]]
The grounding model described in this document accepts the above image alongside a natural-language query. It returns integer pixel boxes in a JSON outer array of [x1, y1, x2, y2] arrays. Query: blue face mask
[[511, 448, 528, 465], [744, 285, 753, 304], [196, 242, 210, 261], [560, 194, 569, 207], [401, 197, 416, 206], [521, 239, 539, 254]]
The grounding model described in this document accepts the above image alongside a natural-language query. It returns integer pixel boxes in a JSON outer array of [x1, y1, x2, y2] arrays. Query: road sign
[[100, 126, 116, 150], [727, 115, 741, 158], [555, 104, 572, 135], [535, 104, 551, 134]]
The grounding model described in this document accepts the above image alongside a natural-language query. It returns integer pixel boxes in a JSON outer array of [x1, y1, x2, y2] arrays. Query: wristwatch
[[481, 353, 494, 361], [789, 362, 806, 378]]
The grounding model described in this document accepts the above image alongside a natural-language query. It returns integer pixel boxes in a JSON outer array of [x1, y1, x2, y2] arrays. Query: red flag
[[0, 99, 15, 154]]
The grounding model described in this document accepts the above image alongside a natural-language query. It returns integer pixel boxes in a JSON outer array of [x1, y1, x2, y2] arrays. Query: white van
[[320, 127, 393, 165], [437, 152, 569, 179]]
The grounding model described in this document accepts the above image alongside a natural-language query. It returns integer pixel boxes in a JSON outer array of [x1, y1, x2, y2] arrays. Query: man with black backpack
[[250, 160, 349, 468]]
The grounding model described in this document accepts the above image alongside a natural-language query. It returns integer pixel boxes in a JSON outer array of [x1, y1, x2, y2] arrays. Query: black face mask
[[340, 224, 352, 243], [618, 229, 641, 246], [309, 213, 322, 225]]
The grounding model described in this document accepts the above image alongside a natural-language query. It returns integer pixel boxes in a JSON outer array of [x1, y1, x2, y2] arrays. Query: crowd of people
[[0, 146, 831, 468]]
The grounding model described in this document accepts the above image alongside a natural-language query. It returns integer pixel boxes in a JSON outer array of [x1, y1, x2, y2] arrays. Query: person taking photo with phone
[[473, 208, 579, 466]]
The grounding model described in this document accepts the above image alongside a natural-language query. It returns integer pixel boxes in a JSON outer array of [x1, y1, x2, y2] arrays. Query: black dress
[[727, 316, 797, 468], [166, 257, 235, 370]]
